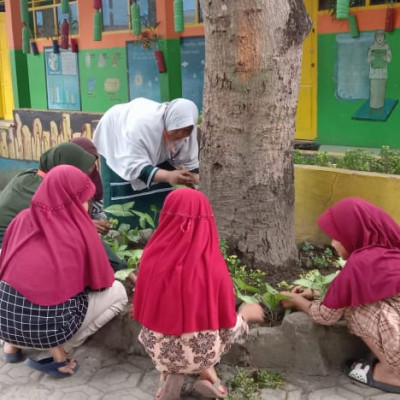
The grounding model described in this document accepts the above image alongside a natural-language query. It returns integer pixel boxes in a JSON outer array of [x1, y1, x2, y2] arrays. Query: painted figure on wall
[[367, 30, 391, 114]]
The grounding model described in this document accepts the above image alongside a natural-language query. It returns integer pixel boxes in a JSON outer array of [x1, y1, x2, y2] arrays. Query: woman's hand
[[239, 303, 265, 324], [92, 219, 111, 234], [154, 169, 195, 186]]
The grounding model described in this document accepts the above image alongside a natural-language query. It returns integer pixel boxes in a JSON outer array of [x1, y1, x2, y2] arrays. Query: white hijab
[[93, 98, 199, 190]]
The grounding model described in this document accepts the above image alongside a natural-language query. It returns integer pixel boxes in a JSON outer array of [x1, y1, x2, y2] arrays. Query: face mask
[[163, 132, 187, 160]]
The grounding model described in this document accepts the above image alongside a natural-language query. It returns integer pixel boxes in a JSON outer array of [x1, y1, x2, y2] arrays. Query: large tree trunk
[[200, 0, 311, 278]]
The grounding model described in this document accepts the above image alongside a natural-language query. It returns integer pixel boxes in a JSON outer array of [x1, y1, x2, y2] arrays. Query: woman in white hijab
[[93, 98, 199, 191]]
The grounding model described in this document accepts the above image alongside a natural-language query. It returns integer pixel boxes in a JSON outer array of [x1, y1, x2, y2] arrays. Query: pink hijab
[[318, 197, 400, 309], [0, 165, 114, 305], [133, 188, 237, 335]]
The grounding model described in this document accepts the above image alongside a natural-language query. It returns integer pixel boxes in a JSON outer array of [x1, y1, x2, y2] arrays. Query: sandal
[[25, 357, 79, 378], [156, 373, 184, 400], [4, 348, 23, 363], [348, 359, 400, 394], [193, 379, 228, 398]]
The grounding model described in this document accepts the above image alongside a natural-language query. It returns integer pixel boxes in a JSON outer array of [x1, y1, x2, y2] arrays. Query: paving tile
[[309, 388, 341, 400], [57, 384, 103, 399], [367, 393, 400, 400], [336, 387, 364, 399], [341, 382, 382, 396], [102, 388, 154, 400], [260, 388, 286, 400], [0, 385, 55, 400], [287, 389, 303, 400], [89, 366, 142, 393]]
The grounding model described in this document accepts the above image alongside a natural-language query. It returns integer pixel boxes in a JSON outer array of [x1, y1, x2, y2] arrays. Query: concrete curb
[[92, 309, 369, 376]]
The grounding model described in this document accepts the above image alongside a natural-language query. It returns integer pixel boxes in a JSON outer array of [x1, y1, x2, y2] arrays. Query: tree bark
[[200, 0, 312, 276]]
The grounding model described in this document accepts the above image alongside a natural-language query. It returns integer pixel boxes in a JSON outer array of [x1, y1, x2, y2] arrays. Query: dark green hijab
[[0, 142, 96, 246]]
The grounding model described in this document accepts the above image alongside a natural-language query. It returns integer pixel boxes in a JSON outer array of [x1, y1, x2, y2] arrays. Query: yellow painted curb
[[295, 165, 400, 245]]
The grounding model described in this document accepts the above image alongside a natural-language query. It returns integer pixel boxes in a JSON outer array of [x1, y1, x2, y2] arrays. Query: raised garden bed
[[91, 307, 369, 376]]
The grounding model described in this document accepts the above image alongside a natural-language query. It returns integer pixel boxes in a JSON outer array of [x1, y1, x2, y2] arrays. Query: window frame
[[319, 0, 400, 11], [183, 0, 203, 26], [28, 0, 78, 40]]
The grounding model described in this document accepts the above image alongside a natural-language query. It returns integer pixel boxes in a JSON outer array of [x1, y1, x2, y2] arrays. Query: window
[[29, 0, 78, 39], [319, 0, 399, 10], [102, 0, 156, 32], [183, 0, 203, 25], [370, 0, 400, 3]]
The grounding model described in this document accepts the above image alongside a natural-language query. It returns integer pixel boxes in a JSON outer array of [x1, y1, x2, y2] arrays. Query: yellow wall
[[0, 13, 14, 120], [295, 165, 400, 244], [295, 0, 317, 140]]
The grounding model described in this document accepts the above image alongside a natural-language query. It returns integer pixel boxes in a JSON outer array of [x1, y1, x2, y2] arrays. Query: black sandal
[[348, 359, 400, 394]]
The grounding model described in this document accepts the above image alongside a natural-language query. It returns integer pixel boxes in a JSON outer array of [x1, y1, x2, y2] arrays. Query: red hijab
[[133, 188, 237, 335], [318, 197, 400, 309], [0, 165, 114, 306], [70, 137, 103, 202]]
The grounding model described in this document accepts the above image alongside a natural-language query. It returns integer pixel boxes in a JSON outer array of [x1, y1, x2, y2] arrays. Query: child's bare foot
[[374, 361, 400, 387], [3, 342, 20, 355], [58, 359, 77, 375]]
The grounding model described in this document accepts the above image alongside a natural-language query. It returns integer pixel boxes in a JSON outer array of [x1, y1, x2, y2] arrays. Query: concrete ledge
[[92, 309, 369, 376]]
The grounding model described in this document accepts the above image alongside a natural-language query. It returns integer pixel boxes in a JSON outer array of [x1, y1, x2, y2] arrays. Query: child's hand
[[92, 219, 111, 234], [279, 291, 302, 309], [239, 303, 264, 324], [291, 286, 316, 300]]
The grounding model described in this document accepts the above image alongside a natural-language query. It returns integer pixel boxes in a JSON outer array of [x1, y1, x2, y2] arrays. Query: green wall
[[9, 50, 31, 108], [318, 31, 400, 149], [79, 47, 129, 112], [17, 39, 185, 114], [27, 52, 47, 109], [158, 38, 182, 101]]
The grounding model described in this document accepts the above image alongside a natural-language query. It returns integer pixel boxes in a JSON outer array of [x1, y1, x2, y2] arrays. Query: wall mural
[[335, 30, 398, 122], [367, 30, 391, 114], [0, 110, 102, 161]]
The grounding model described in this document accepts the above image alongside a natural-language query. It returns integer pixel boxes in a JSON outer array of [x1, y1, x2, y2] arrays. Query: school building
[[0, 0, 400, 165]]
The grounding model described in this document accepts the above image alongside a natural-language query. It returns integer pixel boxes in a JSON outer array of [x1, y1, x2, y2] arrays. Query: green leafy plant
[[377, 146, 400, 174], [294, 146, 400, 176], [103, 202, 159, 279], [225, 367, 284, 400], [336, 149, 379, 172], [299, 241, 342, 269], [293, 269, 339, 298], [221, 242, 287, 321]]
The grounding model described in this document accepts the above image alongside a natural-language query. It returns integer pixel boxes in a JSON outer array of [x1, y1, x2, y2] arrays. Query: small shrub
[[294, 146, 400, 176], [225, 367, 285, 400], [336, 149, 379, 172], [298, 242, 341, 270]]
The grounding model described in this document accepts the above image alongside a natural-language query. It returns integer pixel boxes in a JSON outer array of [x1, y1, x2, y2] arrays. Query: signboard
[[127, 42, 161, 101], [180, 37, 205, 111], [44, 47, 81, 110]]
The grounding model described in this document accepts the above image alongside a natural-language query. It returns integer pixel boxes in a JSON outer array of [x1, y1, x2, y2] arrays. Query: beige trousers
[[64, 280, 128, 352]]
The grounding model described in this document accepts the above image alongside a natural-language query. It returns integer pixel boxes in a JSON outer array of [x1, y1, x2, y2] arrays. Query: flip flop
[[156, 373, 184, 400], [193, 379, 228, 399], [4, 348, 23, 363], [348, 359, 400, 394], [25, 357, 79, 378]]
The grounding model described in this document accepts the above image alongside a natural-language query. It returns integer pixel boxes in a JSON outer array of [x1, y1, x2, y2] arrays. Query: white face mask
[[164, 132, 188, 159]]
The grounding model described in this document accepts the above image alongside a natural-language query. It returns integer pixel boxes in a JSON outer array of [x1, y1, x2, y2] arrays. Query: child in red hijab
[[280, 197, 400, 394], [133, 188, 264, 399], [0, 165, 127, 377]]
